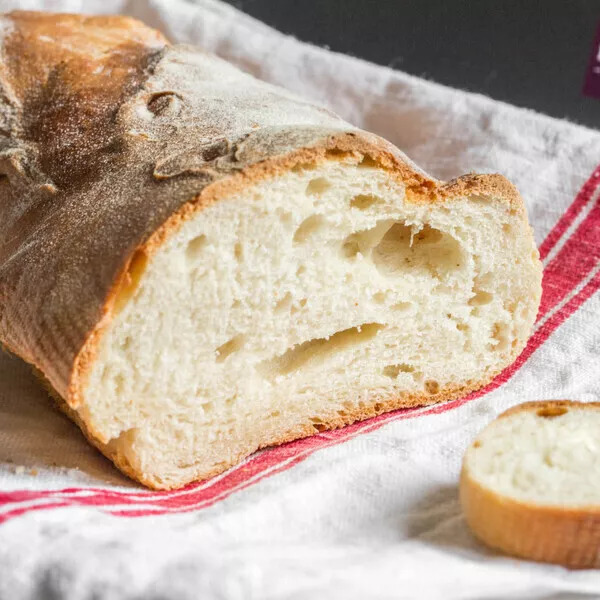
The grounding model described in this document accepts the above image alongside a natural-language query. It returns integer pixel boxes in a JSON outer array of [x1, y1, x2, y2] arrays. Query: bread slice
[[0, 12, 542, 489], [461, 401, 600, 568]]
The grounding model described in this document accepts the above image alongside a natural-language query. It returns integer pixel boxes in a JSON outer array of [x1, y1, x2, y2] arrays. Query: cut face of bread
[[464, 402, 600, 506], [461, 401, 600, 568], [81, 156, 541, 488]]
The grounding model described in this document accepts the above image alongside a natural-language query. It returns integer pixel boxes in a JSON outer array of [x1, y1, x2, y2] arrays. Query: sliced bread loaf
[[0, 12, 542, 489]]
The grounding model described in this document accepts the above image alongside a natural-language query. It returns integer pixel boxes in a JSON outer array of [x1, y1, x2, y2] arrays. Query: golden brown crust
[[0, 11, 168, 390], [461, 401, 600, 569], [0, 11, 534, 490]]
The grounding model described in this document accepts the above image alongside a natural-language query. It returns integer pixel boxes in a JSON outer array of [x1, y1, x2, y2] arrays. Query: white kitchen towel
[[1, 1, 600, 598]]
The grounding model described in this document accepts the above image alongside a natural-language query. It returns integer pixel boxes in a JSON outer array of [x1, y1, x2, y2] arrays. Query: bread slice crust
[[461, 401, 600, 569]]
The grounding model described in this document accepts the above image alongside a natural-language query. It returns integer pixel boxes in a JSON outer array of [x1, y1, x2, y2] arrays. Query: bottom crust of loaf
[[40, 366, 496, 490]]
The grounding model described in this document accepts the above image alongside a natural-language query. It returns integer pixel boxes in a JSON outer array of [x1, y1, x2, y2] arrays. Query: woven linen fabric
[[1, 1, 600, 598]]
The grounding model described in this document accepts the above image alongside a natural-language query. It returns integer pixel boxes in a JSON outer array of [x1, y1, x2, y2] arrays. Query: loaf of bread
[[461, 401, 600, 568], [0, 11, 542, 489]]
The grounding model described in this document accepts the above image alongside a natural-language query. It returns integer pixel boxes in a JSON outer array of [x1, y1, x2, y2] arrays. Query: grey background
[[224, 0, 600, 130]]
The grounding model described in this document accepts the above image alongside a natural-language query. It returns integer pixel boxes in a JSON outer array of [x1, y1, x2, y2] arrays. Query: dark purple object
[[583, 21, 600, 99]]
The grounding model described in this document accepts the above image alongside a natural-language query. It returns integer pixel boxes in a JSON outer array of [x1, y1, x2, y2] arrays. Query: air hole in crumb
[[291, 299, 307, 315], [469, 290, 493, 306], [202, 402, 214, 414], [271, 410, 281, 418], [358, 155, 378, 168], [234, 242, 243, 262], [372, 222, 463, 279], [296, 265, 306, 277], [383, 363, 414, 378], [350, 194, 383, 210], [294, 214, 326, 243], [374, 403, 383, 412], [490, 322, 510, 352], [456, 323, 469, 332], [342, 237, 361, 259], [537, 406, 568, 418], [259, 323, 383, 377], [306, 177, 331, 195], [502, 223, 512, 234], [278, 211, 293, 226], [232, 299, 241, 309], [310, 417, 327, 432], [275, 292, 292, 313], [225, 397, 236, 407], [216, 335, 245, 363], [473, 440, 482, 448], [373, 292, 386, 303], [340, 220, 390, 261], [425, 380, 440, 395], [391, 301, 411, 313], [114, 374, 125, 395], [186, 234, 207, 260]]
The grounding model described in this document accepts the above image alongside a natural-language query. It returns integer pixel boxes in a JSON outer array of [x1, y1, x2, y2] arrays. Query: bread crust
[[0, 11, 538, 489], [461, 401, 600, 569]]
